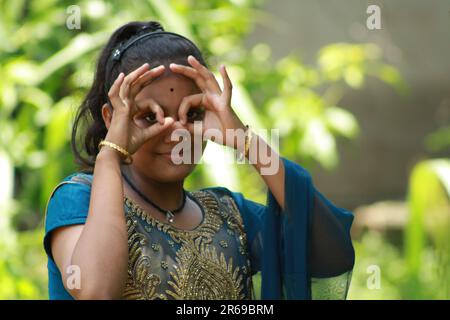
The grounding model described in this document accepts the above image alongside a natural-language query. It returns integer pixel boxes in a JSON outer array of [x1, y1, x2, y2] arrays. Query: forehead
[[135, 73, 200, 108]]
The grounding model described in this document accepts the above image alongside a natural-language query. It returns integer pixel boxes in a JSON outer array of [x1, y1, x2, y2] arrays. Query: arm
[[247, 133, 285, 210], [169, 56, 354, 288], [50, 64, 171, 299], [246, 133, 354, 277], [51, 148, 128, 299]]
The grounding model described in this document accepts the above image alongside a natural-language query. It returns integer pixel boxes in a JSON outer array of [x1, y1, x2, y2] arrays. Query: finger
[[185, 121, 200, 136], [155, 106, 164, 124], [169, 63, 206, 90], [108, 72, 125, 109], [142, 116, 174, 140], [178, 94, 204, 125], [135, 98, 165, 124], [187, 55, 210, 79], [129, 65, 165, 98], [133, 65, 165, 86], [120, 64, 150, 104], [220, 64, 233, 100], [187, 56, 221, 92], [119, 63, 149, 102]]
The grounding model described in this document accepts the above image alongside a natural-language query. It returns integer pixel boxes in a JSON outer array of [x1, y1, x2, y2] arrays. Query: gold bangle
[[98, 140, 133, 164], [244, 125, 253, 159]]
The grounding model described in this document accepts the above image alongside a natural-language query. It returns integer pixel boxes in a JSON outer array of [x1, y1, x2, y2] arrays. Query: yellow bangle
[[98, 140, 133, 164], [237, 125, 253, 162], [244, 125, 253, 159]]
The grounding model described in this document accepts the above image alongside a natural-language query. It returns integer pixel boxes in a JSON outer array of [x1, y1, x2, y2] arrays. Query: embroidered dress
[[122, 191, 253, 299], [43, 157, 355, 300]]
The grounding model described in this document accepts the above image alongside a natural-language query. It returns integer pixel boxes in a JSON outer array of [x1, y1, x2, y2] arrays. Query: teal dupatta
[[228, 157, 355, 299]]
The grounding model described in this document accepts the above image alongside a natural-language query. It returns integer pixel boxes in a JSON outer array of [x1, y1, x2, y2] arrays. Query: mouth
[[158, 150, 184, 161]]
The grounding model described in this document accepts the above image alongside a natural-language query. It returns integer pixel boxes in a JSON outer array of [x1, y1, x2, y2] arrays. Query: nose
[[162, 119, 190, 144]]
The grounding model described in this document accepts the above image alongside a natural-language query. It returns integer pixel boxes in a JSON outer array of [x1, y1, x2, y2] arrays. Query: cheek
[[131, 140, 158, 162], [130, 132, 205, 173]]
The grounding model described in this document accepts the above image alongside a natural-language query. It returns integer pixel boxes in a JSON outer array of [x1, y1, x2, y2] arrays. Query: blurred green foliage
[[0, 0, 414, 299], [349, 144, 450, 300], [406, 159, 450, 298]]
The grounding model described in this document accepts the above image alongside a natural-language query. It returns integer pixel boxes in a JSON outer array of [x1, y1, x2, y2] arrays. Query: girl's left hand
[[169, 55, 246, 149]]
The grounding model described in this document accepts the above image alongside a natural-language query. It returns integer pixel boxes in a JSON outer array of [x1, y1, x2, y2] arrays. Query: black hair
[[71, 20, 207, 170]]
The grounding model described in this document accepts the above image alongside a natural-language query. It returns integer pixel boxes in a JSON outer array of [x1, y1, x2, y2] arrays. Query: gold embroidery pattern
[[122, 190, 251, 300], [217, 194, 253, 276], [166, 237, 244, 299], [122, 218, 167, 300], [217, 195, 248, 250], [124, 191, 223, 245]]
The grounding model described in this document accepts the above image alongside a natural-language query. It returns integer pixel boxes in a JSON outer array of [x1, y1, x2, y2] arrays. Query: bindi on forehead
[[170, 87, 174, 92]]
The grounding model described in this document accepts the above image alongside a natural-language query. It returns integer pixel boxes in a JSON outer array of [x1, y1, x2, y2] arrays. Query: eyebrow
[[135, 99, 168, 112]]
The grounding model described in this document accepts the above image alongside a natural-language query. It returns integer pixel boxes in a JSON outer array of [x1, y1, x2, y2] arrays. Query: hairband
[[108, 28, 198, 65], [104, 27, 199, 95]]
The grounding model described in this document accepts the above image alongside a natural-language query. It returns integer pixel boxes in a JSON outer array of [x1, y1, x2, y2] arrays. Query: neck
[[122, 165, 184, 211]]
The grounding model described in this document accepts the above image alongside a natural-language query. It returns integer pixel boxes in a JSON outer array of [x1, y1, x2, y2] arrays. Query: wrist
[[96, 147, 122, 165], [227, 110, 246, 132], [98, 140, 133, 164], [104, 130, 129, 152], [233, 125, 255, 163], [223, 111, 246, 149]]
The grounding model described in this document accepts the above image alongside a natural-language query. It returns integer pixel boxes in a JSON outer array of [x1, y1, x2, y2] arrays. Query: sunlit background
[[0, 0, 449, 299]]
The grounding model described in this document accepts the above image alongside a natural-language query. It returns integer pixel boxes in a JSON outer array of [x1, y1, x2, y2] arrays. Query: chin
[[132, 148, 200, 182], [157, 164, 196, 182], [152, 155, 197, 182]]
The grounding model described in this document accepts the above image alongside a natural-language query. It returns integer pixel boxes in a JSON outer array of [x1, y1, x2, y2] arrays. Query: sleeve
[[43, 176, 92, 262], [229, 157, 355, 300], [309, 189, 354, 300]]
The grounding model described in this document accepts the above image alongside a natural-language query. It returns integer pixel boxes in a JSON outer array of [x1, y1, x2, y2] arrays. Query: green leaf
[[407, 159, 450, 297], [325, 106, 360, 139]]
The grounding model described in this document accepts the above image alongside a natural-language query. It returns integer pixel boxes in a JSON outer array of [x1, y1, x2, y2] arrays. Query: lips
[[158, 149, 184, 161], [158, 150, 183, 156]]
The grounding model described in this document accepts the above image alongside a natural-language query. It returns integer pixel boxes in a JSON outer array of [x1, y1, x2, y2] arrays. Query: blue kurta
[[43, 157, 354, 299]]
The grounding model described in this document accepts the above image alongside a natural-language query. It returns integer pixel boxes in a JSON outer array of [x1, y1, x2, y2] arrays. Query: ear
[[101, 103, 113, 129]]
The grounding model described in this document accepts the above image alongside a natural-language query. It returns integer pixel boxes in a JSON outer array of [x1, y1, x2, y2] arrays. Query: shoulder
[[48, 172, 93, 199], [45, 172, 93, 230], [199, 186, 244, 206], [57, 172, 93, 190], [199, 186, 266, 219], [46, 172, 93, 206], [200, 186, 234, 198], [43, 172, 93, 261], [199, 187, 265, 240]]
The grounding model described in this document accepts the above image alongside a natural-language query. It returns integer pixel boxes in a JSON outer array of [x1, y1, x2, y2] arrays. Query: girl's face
[[130, 71, 205, 183]]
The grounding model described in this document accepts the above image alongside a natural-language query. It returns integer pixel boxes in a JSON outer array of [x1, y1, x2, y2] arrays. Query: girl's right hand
[[103, 63, 174, 155]]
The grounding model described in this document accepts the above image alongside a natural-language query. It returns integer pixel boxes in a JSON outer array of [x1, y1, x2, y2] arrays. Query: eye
[[186, 108, 204, 122], [144, 112, 157, 123]]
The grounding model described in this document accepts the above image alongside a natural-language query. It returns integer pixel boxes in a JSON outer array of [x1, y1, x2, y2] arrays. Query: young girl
[[43, 20, 355, 300]]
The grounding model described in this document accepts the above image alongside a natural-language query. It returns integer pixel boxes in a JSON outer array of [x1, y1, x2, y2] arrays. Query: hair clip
[[112, 48, 121, 61], [111, 28, 164, 62]]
